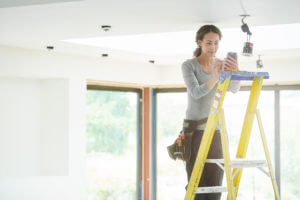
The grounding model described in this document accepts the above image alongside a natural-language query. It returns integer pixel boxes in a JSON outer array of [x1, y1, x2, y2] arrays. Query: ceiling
[[0, 0, 300, 65]]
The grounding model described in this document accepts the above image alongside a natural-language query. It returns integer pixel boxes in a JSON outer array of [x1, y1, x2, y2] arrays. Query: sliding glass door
[[86, 88, 141, 200], [280, 90, 300, 200], [223, 90, 275, 199], [155, 92, 187, 200], [155, 89, 275, 200]]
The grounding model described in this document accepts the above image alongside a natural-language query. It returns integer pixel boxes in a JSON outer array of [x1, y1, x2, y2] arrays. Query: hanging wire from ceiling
[[240, 0, 248, 15]]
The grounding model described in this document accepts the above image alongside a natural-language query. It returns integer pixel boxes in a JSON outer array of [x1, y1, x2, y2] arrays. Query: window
[[155, 88, 278, 200], [223, 90, 275, 199], [86, 88, 141, 200], [155, 91, 187, 200], [280, 90, 300, 200]]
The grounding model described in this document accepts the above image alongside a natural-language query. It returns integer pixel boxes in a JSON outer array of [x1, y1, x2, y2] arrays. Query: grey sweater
[[182, 57, 241, 130]]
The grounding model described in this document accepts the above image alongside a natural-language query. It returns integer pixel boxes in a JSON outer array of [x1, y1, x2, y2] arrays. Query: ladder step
[[196, 186, 227, 194], [206, 159, 268, 168]]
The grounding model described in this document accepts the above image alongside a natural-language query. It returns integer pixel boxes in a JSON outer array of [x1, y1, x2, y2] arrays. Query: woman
[[182, 25, 240, 200]]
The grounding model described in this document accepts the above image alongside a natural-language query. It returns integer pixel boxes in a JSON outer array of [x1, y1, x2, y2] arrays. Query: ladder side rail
[[256, 109, 280, 200], [231, 76, 264, 198], [219, 109, 236, 200]]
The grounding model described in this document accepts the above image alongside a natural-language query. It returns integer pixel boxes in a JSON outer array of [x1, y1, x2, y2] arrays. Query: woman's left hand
[[225, 55, 239, 70]]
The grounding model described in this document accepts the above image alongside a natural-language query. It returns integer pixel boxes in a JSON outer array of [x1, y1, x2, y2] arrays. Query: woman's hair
[[193, 25, 222, 57]]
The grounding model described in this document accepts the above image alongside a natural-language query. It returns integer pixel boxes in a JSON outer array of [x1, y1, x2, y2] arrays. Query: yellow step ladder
[[184, 71, 280, 200]]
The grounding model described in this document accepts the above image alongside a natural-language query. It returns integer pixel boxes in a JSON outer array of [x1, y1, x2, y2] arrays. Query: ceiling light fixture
[[241, 15, 253, 56], [239, 0, 253, 56], [256, 55, 263, 70]]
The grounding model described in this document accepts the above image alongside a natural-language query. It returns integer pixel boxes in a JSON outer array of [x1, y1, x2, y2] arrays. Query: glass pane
[[156, 90, 275, 200], [156, 92, 187, 200], [223, 90, 275, 199], [86, 90, 138, 200], [280, 90, 300, 200]]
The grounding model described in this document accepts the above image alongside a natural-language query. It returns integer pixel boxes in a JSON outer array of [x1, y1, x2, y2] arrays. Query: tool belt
[[167, 118, 208, 162]]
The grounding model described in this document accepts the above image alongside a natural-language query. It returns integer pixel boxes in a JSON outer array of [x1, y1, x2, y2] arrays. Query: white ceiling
[[0, 0, 300, 65]]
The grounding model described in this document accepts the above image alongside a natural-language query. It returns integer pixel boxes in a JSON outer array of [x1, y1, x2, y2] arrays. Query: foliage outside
[[86, 90, 137, 200]]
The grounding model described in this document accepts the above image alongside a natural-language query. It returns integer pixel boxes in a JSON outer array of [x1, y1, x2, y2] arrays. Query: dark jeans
[[186, 130, 224, 200]]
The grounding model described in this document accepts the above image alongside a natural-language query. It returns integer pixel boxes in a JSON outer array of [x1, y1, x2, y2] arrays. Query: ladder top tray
[[219, 71, 269, 83]]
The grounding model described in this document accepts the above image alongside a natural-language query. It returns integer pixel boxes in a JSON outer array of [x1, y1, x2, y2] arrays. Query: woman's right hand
[[212, 58, 224, 81], [206, 58, 224, 89]]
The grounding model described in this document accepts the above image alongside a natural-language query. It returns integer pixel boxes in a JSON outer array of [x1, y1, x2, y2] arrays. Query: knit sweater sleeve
[[181, 60, 211, 100]]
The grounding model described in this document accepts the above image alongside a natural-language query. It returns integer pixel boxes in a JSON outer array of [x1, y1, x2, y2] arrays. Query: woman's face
[[198, 32, 220, 57]]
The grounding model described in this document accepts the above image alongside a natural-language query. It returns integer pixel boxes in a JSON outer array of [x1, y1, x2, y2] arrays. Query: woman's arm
[[181, 61, 218, 99]]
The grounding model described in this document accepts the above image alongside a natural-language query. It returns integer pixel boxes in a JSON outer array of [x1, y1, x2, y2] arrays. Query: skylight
[[63, 23, 300, 57]]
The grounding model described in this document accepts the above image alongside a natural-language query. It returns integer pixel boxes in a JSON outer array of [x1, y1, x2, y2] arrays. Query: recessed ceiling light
[[46, 46, 54, 50], [101, 25, 111, 32]]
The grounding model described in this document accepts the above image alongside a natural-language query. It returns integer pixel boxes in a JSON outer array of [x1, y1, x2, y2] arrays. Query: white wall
[[0, 45, 161, 200], [40, 79, 69, 176], [0, 78, 72, 200], [0, 78, 41, 177]]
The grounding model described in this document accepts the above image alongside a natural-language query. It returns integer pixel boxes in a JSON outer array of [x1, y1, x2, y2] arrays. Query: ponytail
[[193, 47, 202, 57]]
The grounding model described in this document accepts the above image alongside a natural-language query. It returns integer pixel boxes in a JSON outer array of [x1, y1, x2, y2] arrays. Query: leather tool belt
[[167, 118, 208, 162]]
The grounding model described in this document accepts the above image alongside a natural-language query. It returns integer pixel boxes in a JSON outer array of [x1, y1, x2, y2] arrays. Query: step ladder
[[184, 71, 280, 200]]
